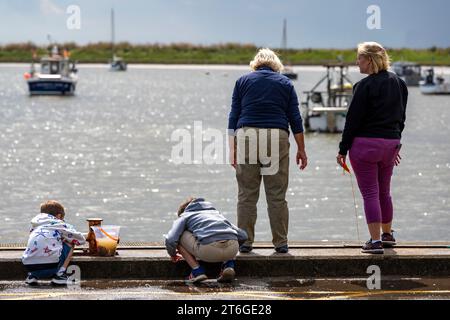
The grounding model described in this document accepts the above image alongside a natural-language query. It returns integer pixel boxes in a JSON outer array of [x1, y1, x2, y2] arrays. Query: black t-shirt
[[339, 70, 408, 155]]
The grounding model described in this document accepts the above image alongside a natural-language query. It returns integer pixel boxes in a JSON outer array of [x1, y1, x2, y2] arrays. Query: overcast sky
[[0, 0, 449, 48]]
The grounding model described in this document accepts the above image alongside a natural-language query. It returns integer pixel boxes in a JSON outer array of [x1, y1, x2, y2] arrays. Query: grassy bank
[[1, 42, 449, 65]]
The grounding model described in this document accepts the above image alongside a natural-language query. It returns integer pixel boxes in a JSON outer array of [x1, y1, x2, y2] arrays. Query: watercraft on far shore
[[282, 66, 298, 80], [392, 61, 422, 86], [280, 19, 297, 81], [110, 55, 127, 71], [420, 68, 450, 95], [109, 8, 127, 72]]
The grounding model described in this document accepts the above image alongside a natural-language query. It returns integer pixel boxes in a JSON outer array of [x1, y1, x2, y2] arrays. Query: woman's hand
[[229, 147, 237, 169], [296, 149, 308, 170], [229, 136, 237, 169], [336, 153, 347, 168], [394, 153, 402, 166], [230, 148, 237, 169]]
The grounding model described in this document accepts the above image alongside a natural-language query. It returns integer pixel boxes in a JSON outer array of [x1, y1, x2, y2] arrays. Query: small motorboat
[[110, 55, 127, 71], [392, 61, 422, 86], [25, 46, 78, 96], [420, 68, 450, 95]]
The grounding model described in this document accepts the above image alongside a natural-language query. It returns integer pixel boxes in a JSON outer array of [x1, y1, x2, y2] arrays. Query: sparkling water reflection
[[0, 64, 449, 242]]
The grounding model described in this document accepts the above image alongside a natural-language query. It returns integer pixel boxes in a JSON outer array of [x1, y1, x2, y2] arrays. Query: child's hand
[[171, 254, 182, 263]]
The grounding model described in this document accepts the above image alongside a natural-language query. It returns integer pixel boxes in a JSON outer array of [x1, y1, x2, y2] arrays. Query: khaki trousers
[[180, 231, 239, 263], [235, 127, 290, 248]]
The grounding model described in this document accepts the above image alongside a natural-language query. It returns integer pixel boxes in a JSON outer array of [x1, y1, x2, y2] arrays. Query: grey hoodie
[[164, 199, 247, 257]]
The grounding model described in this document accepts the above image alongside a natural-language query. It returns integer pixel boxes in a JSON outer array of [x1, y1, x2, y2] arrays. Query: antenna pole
[[281, 19, 287, 50], [111, 8, 115, 58]]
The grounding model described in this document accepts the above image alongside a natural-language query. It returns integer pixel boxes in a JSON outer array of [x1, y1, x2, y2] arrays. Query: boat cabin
[[392, 61, 422, 86]]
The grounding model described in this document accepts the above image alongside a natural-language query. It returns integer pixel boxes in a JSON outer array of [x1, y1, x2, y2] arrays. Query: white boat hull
[[306, 110, 346, 133], [420, 84, 450, 95]]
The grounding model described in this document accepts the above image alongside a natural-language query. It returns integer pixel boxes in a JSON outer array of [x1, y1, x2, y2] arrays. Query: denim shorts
[[25, 243, 72, 279]]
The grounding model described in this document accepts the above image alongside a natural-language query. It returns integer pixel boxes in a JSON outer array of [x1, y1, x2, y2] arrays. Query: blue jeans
[[26, 243, 72, 279]]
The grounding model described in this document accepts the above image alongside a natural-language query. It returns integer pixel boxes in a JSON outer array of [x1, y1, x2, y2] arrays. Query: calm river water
[[0, 64, 449, 243]]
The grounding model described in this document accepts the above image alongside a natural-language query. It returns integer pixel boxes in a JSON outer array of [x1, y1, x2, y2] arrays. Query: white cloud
[[40, 0, 64, 15]]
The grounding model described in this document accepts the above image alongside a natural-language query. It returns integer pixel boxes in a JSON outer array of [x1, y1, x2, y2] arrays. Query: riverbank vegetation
[[1, 42, 449, 65]]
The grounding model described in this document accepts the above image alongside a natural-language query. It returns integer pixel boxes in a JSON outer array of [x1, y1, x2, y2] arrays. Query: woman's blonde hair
[[250, 48, 284, 73], [357, 42, 391, 74]]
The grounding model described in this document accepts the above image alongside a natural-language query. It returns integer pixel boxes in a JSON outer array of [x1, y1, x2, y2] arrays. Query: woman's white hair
[[250, 48, 284, 73], [357, 42, 391, 74]]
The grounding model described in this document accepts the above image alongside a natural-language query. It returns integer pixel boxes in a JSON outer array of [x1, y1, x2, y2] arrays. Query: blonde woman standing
[[337, 42, 408, 254], [228, 48, 307, 254]]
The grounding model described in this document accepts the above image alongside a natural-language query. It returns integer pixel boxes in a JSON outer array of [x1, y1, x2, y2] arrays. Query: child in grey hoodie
[[165, 197, 247, 283]]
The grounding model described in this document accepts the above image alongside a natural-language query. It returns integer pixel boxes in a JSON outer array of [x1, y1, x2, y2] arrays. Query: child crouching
[[165, 197, 247, 283], [22, 200, 86, 286]]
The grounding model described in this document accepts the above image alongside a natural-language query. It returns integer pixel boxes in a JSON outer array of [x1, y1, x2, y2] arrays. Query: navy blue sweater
[[339, 71, 408, 155], [228, 67, 304, 134]]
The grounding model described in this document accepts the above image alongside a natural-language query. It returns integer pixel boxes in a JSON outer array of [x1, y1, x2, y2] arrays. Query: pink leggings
[[349, 137, 401, 224]]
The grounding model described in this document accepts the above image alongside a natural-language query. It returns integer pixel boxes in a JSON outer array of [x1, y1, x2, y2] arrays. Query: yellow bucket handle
[[99, 227, 119, 242]]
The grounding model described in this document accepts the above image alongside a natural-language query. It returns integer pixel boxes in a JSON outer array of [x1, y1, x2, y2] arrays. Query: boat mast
[[281, 19, 287, 51], [111, 8, 115, 59]]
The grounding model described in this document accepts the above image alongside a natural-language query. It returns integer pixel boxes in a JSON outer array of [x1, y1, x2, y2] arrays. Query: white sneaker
[[25, 275, 39, 286], [51, 273, 69, 286]]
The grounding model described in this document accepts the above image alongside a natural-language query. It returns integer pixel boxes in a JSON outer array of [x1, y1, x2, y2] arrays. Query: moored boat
[[110, 55, 127, 71], [301, 63, 353, 133], [280, 19, 297, 81], [420, 68, 450, 95], [109, 8, 127, 72], [282, 66, 298, 80], [392, 61, 422, 86], [25, 46, 78, 96]]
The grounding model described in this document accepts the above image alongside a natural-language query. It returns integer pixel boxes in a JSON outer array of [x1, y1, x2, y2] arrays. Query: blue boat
[[26, 46, 78, 96]]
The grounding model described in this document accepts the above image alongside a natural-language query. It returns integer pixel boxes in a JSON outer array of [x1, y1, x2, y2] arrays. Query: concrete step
[[1, 242, 449, 280]]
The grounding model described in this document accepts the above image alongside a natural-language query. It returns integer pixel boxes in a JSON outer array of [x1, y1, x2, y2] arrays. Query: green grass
[[1, 42, 449, 65]]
